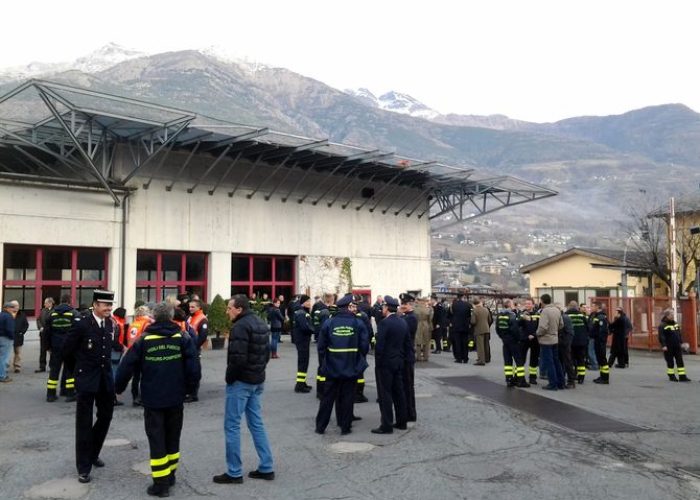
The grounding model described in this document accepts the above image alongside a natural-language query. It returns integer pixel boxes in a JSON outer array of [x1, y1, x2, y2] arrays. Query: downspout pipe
[[120, 192, 131, 310]]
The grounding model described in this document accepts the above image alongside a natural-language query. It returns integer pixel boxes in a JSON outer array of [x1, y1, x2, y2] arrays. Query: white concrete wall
[[0, 177, 431, 312]]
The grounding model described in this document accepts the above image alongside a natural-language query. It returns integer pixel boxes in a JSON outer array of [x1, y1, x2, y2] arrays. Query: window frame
[[230, 254, 296, 299], [135, 250, 208, 303]]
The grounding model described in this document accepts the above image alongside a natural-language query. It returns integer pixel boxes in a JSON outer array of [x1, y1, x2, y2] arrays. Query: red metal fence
[[590, 296, 698, 354]]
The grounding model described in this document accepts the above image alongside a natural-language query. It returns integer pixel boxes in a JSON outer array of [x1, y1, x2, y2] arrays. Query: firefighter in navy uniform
[[62, 290, 117, 484], [589, 302, 610, 384], [116, 302, 201, 497], [496, 299, 529, 387], [293, 295, 315, 393], [518, 298, 540, 385], [313, 294, 333, 399], [45, 294, 79, 402], [658, 309, 691, 382], [315, 295, 369, 435], [399, 293, 418, 422], [566, 302, 590, 385], [431, 294, 447, 354]]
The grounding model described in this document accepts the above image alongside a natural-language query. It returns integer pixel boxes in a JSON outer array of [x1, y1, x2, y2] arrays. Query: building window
[[135, 250, 208, 304], [2, 245, 108, 316], [231, 254, 295, 300]]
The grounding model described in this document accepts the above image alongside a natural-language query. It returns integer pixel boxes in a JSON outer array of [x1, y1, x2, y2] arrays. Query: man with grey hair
[[116, 302, 200, 497], [0, 300, 18, 383]]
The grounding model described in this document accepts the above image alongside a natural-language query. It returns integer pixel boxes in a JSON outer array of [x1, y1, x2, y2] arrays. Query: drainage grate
[[439, 375, 646, 433]]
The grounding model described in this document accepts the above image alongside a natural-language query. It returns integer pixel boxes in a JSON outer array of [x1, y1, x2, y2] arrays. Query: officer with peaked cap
[[399, 293, 418, 422], [63, 289, 116, 484], [371, 296, 410, 434]]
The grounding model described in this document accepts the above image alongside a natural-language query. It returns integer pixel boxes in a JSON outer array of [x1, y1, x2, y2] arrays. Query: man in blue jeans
[[535, 294, 565, 390], [0, 301, 18, 383], [214, 294, 275, 484]]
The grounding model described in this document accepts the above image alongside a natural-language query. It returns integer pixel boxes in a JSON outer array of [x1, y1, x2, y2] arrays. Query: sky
[[1, 0, 699, 123]]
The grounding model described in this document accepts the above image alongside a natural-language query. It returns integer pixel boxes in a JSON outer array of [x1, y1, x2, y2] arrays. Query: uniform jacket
[[46, 304, 78, 348], [402, 311, 418, 364], [495, 309, 519, 342], [559, 311, 574, 344], [187, 310, 208, 350], [610, 314, 632, 338], [433, 302, 448, 331], [226, 311, 270, 385], [292, 307, 314, 342], [450, 300, 473, 332], [128, 316, 151, 348], [267, 306, 285, 332], [115, 321, 200, 408], [470, 304, 492, 335], [564, 308, 589, 346], [658, 319, 682, 348], [312, 303, 329, 334], [375, 313, 412, 372], [112, 316, 128, 352], [414, 303, 433, 344], [318, 310, 369, 379], [536, 304, 562, 345], [589, 311, 608, 342], [63, 313, 115, 394], [372, 301, 384, 325], [518, 309, 540, 342]]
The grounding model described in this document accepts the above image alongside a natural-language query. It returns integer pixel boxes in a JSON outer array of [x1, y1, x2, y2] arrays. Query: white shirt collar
[[93, 312, 105, 326]]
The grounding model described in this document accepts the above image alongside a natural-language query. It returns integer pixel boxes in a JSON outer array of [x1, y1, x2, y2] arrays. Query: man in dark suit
[[63, 290, 116, 484], [372, 296, 411, 434]]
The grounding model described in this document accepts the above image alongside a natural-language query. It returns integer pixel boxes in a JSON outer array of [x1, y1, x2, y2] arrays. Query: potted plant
[[207, 294, 230, 350]]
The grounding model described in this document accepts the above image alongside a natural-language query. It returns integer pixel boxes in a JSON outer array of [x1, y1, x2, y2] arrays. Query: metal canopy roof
[[0, 79, 556, 221]]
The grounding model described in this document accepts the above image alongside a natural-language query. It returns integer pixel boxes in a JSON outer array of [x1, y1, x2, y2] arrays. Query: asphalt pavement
[[1, 331, 699, 500]]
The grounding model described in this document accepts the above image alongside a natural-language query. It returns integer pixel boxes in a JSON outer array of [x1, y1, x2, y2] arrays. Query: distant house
[[520, 247, 651, 304]]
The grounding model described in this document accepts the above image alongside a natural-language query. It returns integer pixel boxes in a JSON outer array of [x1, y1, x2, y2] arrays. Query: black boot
[[516, 377, 530, 388], [354, 383, 368, 403], [679, 375, 691, 382], [668, 374, 679, 382], [294, 382, 311, 393], [147, 482, 170, 497], [577, 375, 584, 385], [506, 376, 516, 387], [529, 376, 538, 385]]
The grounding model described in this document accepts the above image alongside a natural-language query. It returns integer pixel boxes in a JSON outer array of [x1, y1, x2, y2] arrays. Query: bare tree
[[623, 196, 700, 294]]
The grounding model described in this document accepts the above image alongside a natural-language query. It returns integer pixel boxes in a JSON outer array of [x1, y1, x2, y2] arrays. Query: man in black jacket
[[115, 302, 200, 497], [62, 290, 116, 484], [450, 295, 473, 363], [213, 295, 275, 485]]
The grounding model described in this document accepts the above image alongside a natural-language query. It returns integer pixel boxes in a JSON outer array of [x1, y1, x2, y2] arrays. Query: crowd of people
[[0, 287, 696, 497]]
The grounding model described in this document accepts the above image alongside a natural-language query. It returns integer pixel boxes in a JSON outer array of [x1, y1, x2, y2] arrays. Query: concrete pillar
[[208, 251, 231, 302]]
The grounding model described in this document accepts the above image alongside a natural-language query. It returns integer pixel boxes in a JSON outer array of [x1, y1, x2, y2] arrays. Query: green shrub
[[207, 294, 231, 338]]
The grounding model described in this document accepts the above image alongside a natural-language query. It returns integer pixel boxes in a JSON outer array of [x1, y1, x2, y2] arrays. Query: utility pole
[[669, 197, 678, 317]]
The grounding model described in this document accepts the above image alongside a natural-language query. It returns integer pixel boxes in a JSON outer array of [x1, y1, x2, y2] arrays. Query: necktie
[[100, 320, 104, 330]]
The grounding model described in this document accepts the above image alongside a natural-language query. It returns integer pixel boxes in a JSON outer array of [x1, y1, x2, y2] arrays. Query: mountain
[[0, 46, 698, 257], [0, 43, 146, 84]]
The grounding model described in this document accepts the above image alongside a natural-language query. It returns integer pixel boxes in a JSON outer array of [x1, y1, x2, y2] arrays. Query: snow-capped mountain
[[0, 43, 146, 83], [345, 88, 439, 119]]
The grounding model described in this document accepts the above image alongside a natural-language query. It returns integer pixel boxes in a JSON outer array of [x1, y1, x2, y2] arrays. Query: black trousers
[[558, 339, 575, 383], [432, 327, 443, 352], [144, 406, 184, 484], [502, 338, 524, 380], [75, 384, 114, 474], [609, 334, 629, 366], [595, 337, 609, 381], [452, 329, 469, 361], [47, 344, 75, 396], [664, 344, 684, 369], [376, 366, 407, 430], [315, 378, 355, 433], [38, 329, 49, 370], [402, 362, 416, 421], [521, 338, 540, 379], [131, 369, 141, 400], [295, 334, 311, 384], [571, 344, 587, 380], [190, 352, 201, 397]]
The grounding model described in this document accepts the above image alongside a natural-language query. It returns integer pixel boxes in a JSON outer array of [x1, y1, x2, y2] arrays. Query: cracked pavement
[[1, 332, 699, 499]]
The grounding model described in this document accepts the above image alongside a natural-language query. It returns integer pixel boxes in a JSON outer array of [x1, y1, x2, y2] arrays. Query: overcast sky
[[2, 0, 698, 122]]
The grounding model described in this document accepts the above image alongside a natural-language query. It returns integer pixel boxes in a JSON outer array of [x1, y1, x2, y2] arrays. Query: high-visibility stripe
[[169, 462, 179, 471], [576, 366, 586, 374], [47, 379, 58, 388], [667, 368, 676, 375], [144, 334, 182, 340], [504, 366, 514, 375], [600, 365, 610, 374], [327, 347, 358, 353], [296, 372, 307, 382], [515, 366, 525, 376], [529, 367, 538, 375], [150, 456, 169, 466], [66, 378, 75, 383], [678, 367, 686, 374], [357, 379, 365, 384], [152, 468, 171, 478], [316, 375, 326, 382], [65, 383, 75, 389]]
